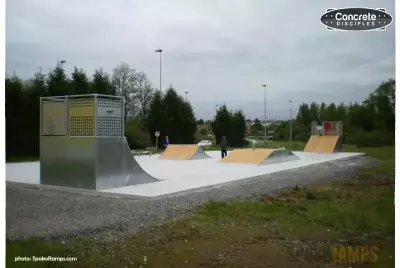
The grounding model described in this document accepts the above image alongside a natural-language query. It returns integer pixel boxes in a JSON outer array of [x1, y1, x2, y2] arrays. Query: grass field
[[7, 143, 395, 267]]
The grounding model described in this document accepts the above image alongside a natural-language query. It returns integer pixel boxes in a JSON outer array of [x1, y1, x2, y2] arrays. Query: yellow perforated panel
[[68, 99, 95, 136]]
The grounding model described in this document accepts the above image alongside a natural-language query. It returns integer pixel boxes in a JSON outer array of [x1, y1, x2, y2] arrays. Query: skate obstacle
[[220, 148, 299, 165], [304, 121, 343, 153], [159, 144, 210, 160], [40, 94, 159, 191]]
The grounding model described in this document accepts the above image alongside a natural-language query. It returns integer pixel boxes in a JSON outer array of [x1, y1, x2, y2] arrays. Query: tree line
[[273, 79, 395, 147], [5, 62, 201, 159], [5, 62, 395, 160]]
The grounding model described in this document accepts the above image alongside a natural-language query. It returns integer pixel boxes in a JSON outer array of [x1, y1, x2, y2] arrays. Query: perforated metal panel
[[40, 94, 155, 191], [96, 98, 123, 137], [41, 100, 67, 136], [311, 121, 343, 136], [69, 99, 95, 136]]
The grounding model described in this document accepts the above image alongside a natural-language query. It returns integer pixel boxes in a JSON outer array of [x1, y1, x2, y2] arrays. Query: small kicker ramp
[[159, 144, 210, 160], [304, 135, 339, 153], [220, 148, 299, 165]]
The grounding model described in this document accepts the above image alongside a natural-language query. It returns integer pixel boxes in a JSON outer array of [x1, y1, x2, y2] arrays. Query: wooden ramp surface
[[304, 135, 339, 153], [159, 145, 202, 160], [220, 149, 274, 165]]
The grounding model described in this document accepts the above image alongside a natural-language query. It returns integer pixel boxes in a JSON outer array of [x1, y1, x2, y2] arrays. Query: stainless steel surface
[[96, 98, 122, 137], [94, 96, 98, 137], [260, 149, 299, 165], [40, 136, 96, 189], [41, 99, 67, 135], [190, 147, 211, 160], [41, 94, 122, 100], [40, 94, 158, 190], [311, 121, 343, 150]]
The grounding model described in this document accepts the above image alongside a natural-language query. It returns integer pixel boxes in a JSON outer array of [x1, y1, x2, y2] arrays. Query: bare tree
[[112, 62, 137, 121], [133, 72, 154, 120]]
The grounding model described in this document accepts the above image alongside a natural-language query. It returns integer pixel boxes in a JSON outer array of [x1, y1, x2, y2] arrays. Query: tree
[[125, 117, 152, 149], [71, 66, 90, 94], [5, 73, 29, 158], [133, 72, 154, 121], [112, 62, 137, 121], [147, 86, 197, 145], [91, 68, 116, 95], [364, 79, 395, 132], [147, 91, 166, 146], [251, 118, 263, 132], [25, 69, 48, 156], [47, 65, 71, 96], [211, 104, 246, 146], [197, 119, 205, 125], [199, 128, 208, 135]]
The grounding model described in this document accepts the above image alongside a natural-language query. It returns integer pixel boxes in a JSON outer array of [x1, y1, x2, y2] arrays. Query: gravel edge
[[6, 156, 380, 242]]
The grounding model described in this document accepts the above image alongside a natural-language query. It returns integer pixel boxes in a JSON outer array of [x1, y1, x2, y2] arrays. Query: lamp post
[[262, 85, 267, 142], [155, 49, 162, 91], [289, 100, 293, 142], [59, 60, 66, 69], [185, 91, 189, 102]]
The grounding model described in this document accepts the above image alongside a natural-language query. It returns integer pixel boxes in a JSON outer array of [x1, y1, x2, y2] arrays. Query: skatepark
[[6, 94, 364, 197], [6, 94, 374, 240]]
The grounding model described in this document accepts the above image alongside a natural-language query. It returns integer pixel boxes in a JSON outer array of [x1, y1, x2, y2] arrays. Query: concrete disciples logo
[[320, 8, 393, 31]]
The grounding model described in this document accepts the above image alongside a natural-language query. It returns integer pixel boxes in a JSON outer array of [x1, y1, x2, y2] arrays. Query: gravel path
[[6, 156, 379, 241]]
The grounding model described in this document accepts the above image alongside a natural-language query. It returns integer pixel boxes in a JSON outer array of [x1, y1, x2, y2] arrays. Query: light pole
[[289, 100, 293, 142], [216, 104, 219, 113], [155, 49, 162, 91], [262, 85, 267, 142], [59, 60, 66, 68], [185, 91, 189, 102]]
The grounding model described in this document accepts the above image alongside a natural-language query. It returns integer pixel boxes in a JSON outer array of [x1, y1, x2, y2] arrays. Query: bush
[[346, 130, 394, 147], [125, 118, 152, 149]]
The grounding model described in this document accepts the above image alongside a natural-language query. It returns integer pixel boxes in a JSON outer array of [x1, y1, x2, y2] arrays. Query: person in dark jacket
[[316, 118, 323, 136], [220, 136, 228, 159], [163, 136, 170, 148]]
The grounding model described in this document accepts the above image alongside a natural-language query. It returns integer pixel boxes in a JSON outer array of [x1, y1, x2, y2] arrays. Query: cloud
[[6, 0, 395, 120]]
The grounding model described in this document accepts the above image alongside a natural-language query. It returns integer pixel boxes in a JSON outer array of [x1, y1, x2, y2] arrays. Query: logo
[[288, 245, 379, 264], [320, 8, 393, 31]]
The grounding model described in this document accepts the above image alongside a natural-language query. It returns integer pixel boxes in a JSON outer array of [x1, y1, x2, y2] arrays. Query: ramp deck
[[159, 144, 210, 160], [304, 135, 339, 153], [220, 148, 299, 165]]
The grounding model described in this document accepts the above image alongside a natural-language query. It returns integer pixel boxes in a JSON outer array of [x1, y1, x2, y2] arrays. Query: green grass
[[6, 156, 39, 163], [6, 145, 395, 267]]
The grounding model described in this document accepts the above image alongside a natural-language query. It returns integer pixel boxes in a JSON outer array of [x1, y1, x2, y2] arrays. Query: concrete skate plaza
[[6, 94, 373, 240], [7, 150, 364, 197]]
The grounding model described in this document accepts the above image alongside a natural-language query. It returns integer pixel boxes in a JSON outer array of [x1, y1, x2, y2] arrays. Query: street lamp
[[289, 100, 293, 142], [185, 91, 189, 102], [155, 49, 162, 91], [59, 60, 66, 68], [215, 104, 219, 113], [261, 85, 267, 142]]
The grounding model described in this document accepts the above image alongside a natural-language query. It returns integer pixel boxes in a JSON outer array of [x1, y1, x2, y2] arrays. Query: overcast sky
[[6, 0, 395, 120]]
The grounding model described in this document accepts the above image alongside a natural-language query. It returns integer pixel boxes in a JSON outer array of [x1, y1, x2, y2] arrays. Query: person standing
[[163, 136, 170, 148], [316, 118, 323, 136], [220, 136, 228, 159]]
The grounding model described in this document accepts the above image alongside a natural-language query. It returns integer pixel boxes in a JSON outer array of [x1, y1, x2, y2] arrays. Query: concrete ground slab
[[6, 151, 364, 197]]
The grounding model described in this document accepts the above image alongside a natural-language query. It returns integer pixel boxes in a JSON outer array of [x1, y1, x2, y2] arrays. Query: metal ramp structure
[[40, 94, 159, 191], [304, 121, 343, 153], [220, 148, 299, 165], [159, 145, 210, 160]]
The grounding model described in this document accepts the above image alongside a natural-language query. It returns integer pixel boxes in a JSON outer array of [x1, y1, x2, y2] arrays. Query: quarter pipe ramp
[[159, 145, 210, 160], [220, 148, 299, 165], [304, 135, 339, 153]]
